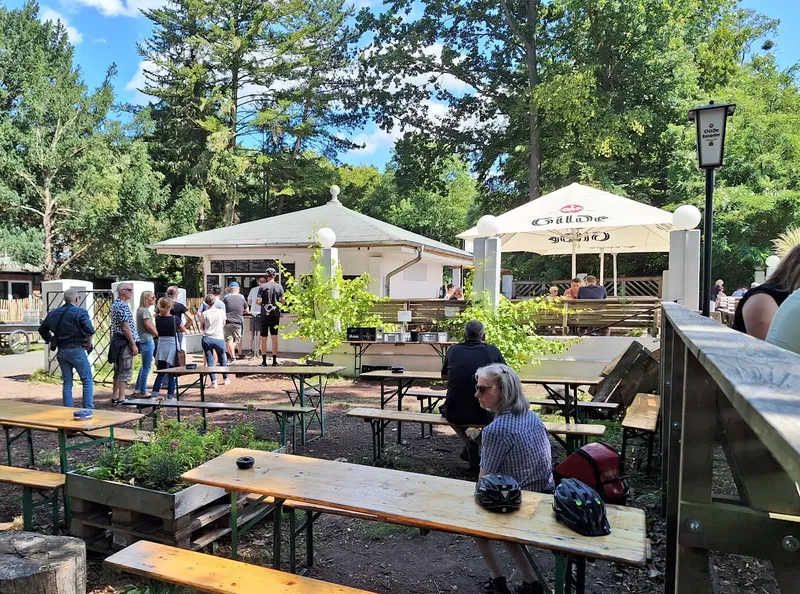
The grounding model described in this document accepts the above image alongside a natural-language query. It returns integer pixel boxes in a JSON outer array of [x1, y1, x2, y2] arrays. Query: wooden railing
[[660, 302, 800, 592], [514, 276, 662, 298], [532, 297, 661, 335], [0, 298, 44, 322], [370, 299, 469, 328]]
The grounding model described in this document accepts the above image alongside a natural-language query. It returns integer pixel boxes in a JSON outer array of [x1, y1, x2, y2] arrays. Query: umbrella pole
[[613, 252, 618, 296], [599, 250, 605, 285], [571, 230, 577, 278]]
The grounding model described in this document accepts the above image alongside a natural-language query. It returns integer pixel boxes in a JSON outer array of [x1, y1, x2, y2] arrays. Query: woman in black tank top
[[732, 245, 800, 338]]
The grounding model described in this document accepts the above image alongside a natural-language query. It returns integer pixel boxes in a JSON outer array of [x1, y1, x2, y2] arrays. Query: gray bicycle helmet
[[475, 473, 522, 513], [553, 478, 611, 536]]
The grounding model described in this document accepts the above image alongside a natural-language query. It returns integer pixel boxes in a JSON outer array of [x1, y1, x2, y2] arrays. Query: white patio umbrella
[[457, 183, 674, 294]]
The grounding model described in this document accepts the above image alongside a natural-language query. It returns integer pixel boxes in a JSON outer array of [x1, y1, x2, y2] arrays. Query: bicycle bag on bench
[[553, 442, 629, 504]]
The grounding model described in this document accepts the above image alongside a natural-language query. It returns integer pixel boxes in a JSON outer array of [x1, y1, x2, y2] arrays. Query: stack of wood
[[590, 341, 660, 408]]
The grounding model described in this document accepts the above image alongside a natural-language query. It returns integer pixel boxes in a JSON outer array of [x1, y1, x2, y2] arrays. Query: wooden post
[[0, 532, 86, 594]]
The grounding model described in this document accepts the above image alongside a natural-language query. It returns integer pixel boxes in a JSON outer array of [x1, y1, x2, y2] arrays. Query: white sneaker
[[224, 379, 231, 386], [211, 381, 218, 389]]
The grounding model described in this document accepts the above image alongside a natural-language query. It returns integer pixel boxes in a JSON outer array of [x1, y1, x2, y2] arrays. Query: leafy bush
[[79, 414, 278, 493], [281, 247, 386, 360], [441, 294, 573, 370]]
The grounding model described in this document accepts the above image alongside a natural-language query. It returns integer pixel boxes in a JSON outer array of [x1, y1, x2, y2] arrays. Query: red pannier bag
[[553, 442, 629, 504]]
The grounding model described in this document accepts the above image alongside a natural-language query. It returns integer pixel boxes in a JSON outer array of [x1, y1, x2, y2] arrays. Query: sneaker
[[515, 582, 544, 594], [211, 381, 218, 389], [224, 379, 231, 386], [167, 394, 176, 401], [482, 577, 511, 594], [260, 361, 269, 367]]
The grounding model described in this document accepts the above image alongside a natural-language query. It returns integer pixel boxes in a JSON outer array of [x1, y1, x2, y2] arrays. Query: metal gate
[[45, 289, 117, 385]]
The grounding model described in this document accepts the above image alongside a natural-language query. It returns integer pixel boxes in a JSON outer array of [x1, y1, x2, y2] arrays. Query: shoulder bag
[[174, 316, 186, 367]]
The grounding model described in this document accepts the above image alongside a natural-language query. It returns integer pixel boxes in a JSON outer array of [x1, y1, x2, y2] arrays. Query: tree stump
[[0, 531, 86, 594]]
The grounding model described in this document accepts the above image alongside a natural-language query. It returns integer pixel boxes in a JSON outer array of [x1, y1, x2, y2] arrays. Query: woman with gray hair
[[473, 363, 553, 594]]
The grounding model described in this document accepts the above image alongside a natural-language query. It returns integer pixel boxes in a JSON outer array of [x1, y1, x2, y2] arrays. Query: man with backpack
[[258, 268, 285, 366]]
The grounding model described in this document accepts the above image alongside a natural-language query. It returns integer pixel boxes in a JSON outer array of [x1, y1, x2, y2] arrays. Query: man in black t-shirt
[[258, 268, 285, 366], [440, 320, 505, 466]]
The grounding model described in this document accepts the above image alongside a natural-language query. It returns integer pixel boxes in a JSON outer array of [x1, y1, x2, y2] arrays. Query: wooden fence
[[514, 276, 662, 298], [0, 298, 44, 322], [660, 302, 799, 592]]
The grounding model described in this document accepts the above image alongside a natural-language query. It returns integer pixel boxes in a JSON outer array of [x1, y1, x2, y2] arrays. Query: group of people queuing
[[37, 268, 287, 410], [546, 275, 607, 300]]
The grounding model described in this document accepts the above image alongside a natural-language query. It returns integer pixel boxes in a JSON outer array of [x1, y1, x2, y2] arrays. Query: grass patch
[[357, 521, 415, 540], [36, 450, 60, 468], [28, 368, 62, 385]]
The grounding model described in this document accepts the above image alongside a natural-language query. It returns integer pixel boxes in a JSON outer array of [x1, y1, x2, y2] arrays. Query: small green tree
[[281, 249, 386, 360], [443, 294, 570, 371]]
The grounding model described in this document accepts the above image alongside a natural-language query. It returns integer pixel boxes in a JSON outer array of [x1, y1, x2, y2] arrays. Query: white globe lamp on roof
[[476, 215, 501, 237], [316, 227, 336, 248], [329, 185, 341, 203], [672, 205, 702, 230]]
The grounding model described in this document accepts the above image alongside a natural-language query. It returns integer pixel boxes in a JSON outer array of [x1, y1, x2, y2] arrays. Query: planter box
[[67, 446, 286, 553]]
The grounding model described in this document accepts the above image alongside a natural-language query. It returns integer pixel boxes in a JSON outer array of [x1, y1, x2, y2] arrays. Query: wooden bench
[[82, 428, 153, 443], [529, 398, 620, 419], [621, 393, 661, 476], [0, 466, 64, 534], [105, 540, 374, 593], [121, 399, 314, 446], [347, 407, 605, 462]]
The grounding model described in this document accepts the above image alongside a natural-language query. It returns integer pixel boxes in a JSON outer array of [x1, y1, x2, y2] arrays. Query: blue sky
[[10, 0, 799, 171]]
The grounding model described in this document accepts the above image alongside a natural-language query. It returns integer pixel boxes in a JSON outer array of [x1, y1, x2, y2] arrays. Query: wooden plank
[[621, 394, 661, 432], [245, 494, 377, 520], [160, 365, 344, 377], [529, 399, 619, 411], [0, 401, 143, 432], [83, 428, 153, 443], [359, 370, 442, 381], [182, 449, 644, 566], [0, 466, 64, 489], [346, 408, 605, 437], [662, 302, 800, 485], [105, 540, 375, 593]]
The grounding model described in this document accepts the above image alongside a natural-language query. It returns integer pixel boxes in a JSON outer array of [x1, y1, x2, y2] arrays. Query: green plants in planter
[[77, 415, 277, 493], [441, 292, 574, 371], [281, 248, 387, 360]]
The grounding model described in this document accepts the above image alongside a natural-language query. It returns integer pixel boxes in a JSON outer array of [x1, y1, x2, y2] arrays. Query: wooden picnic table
[[360, 363, 604, 442], [0, 401, 143, 525], [182, 449, 647, 594], [160, 365, 344, 444], [345, 340, 455, 378]]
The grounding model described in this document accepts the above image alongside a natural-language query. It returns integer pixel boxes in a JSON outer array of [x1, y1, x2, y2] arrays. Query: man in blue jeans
[[38, 288, 96, 408]]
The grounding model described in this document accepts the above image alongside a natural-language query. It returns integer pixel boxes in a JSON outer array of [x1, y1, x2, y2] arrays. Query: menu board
[[210, 259, 283, 274]]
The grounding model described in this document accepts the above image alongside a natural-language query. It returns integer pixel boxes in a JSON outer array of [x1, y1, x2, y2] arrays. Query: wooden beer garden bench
[[346, 407, 605, 462], [529, 398, 619, 419], [620, 393, 661, 476], [0, 466, 64, 534], [120, 399, 314, 447], [105, 540, 375, 594]]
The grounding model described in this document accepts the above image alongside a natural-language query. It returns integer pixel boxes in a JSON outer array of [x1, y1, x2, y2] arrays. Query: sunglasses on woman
[[475, 384, 497, 393]]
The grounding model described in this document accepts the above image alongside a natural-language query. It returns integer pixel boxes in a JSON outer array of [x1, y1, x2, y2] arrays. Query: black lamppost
[[688, 102, 736, 316]]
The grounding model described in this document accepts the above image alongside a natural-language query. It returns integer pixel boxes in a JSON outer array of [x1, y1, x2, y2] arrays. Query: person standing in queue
[[258, 268, 285, 367], [222, 282, 249, 362]]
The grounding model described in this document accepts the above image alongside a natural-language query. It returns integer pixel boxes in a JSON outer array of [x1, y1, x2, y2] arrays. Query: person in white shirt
[[247, 276, 267, 311], [766, 289, 800, 356], [198, 294, 229, 387]]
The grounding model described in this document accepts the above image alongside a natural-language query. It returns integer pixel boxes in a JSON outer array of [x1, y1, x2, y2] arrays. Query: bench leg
[[230, 490, 239, 559], [306, 510, 314, 568], [369, 419, 381, 463], [620, 428, 628, 474], [289, 509, 296, 574], [4, 426, 11, 466], [646, 431, 654, 478], [272, 498, 283, 571], [22, 486, 33, 531], [51, 487, 60, 534], [279, 412, 287, 447], [26, 429, 34, 466]]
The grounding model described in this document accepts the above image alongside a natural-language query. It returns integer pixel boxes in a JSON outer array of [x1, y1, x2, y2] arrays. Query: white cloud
[[93, 38, 107, 43], [349, 127, 402, 155], [125, 59, 158, 104], [40, 7, 83, 44], [60, 0, 164, 18]]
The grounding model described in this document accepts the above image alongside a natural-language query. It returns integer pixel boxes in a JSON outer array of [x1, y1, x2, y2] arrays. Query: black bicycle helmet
[[475, 474, 522, 513], [553, 478, 611, 537]]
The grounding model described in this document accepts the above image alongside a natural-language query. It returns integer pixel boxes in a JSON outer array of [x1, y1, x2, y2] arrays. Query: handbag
[[173, 316, 186, 366]]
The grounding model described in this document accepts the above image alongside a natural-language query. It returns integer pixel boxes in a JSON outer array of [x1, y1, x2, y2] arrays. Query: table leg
[[317, 375, 325, 437], [22, 486, 33, 531], [298, 377, 306, 446], [554, 553, 567, 594], [305, 509, 314, 568], [289, 509, 296, 574], [273, 498, 284, 570], [58, 429, 71, 527], [397, 379, 403, 444], [199, 373, 207, 430], [230, 490, 239, 559]]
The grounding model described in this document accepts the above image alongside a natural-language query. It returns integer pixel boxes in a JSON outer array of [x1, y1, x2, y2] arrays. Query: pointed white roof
[[152, 196, 472, 262], [457, 183, 674, 254]]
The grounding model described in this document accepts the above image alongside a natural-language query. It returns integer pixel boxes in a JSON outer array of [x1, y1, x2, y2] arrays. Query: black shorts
[[260, 313, 280, 337]]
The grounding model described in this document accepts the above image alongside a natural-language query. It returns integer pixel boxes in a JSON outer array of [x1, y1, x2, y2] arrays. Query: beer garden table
[[160, 365, 345, 444], [345, 340, 455, 378], [182, 449, 647, 594]]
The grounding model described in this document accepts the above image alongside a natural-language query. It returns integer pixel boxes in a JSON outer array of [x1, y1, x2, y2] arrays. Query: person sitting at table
[[473, 363, 554, 594], [547, 285, 560, 299], [151, 297, 187, 400], [440, 319, 505, 469], [563, 278, 582, 299]]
